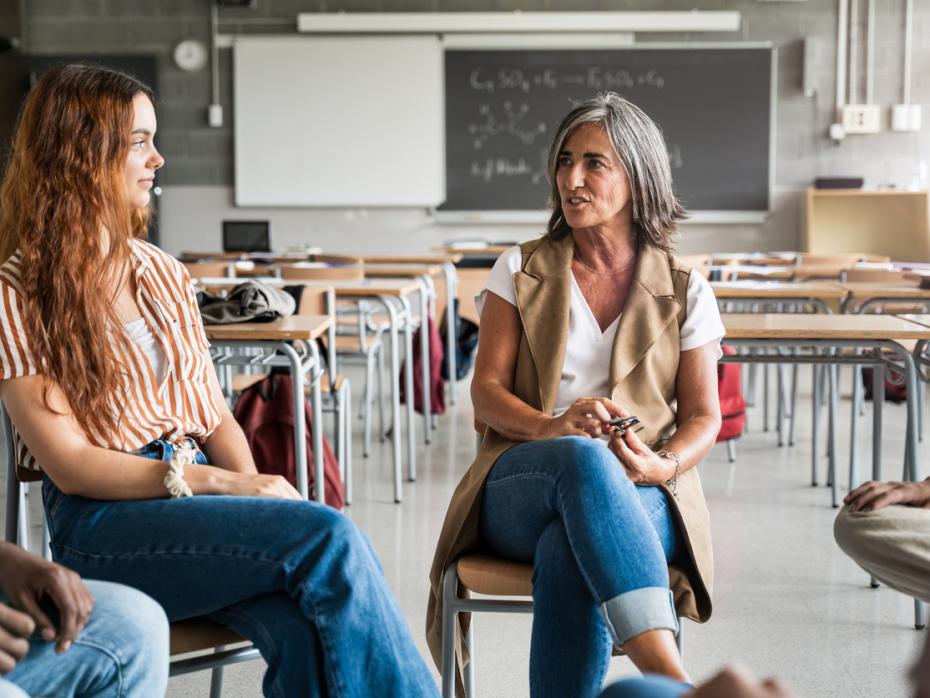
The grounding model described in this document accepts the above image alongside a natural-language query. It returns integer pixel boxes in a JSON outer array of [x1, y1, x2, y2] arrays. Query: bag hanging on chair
[[233, 373, 344, 508], [716, 345, 746, 442], [400, 315, 446, 415]]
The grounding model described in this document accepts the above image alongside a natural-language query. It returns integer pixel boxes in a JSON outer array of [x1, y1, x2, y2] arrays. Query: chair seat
[[457, 553, 533, 597], [170, 617, 248, 655], [333, 335, 380, 353], [231, 373, 345, 394]]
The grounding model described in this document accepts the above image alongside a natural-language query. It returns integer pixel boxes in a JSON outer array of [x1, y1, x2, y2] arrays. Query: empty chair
[[843, 268, 914, 284], [184, 261, 235, 279], [282, 264, 387, 458], [281, 263, 365, 281], [795, 253, 867, 266]]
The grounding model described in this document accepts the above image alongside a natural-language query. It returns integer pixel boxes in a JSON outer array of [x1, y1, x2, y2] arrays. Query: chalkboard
[[440, 46, 773, 214]]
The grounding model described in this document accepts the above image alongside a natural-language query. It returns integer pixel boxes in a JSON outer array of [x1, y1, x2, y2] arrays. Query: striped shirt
[[0, 239, 222, 473]]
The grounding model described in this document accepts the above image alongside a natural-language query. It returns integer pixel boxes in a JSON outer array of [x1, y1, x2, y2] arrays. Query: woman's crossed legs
[[480, 436, 684, 698]]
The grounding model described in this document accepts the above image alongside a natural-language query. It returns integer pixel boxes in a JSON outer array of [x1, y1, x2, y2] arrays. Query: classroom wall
[[19, 0, 930, 256]]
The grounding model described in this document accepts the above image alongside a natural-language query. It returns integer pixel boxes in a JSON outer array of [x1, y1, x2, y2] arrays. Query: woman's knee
[[554, 436, 628, 493], [85, 581, 168, 655], [81, 581, 169, 692]]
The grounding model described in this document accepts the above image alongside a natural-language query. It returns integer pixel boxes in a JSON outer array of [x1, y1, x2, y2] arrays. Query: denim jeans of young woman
[[41, 439, 438, 698], [1, 580, 168, 698], [480, 436, 683, 698]]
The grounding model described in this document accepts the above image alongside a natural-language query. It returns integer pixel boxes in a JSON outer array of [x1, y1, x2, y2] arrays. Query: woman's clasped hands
[[538, 397, 673, 486]]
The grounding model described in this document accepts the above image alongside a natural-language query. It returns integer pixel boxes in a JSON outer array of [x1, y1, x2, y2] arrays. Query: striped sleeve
[[0, 274, 37, 380]]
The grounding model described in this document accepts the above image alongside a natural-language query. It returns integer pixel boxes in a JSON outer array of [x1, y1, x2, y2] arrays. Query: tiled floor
[[14, 364, 927, 697]]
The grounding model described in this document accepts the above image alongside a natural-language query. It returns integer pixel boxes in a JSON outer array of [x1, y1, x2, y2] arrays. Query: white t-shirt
[[476, 245, 725, 414], [124, 317, 168, 383]]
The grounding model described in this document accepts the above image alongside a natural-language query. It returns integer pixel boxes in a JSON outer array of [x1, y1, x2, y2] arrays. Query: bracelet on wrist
[[656, 450, 681, 499], [164, 443, 196, 498]]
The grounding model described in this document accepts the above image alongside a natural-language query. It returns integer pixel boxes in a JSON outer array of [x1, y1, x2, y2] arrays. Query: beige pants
[[834, 504, 930, 603]]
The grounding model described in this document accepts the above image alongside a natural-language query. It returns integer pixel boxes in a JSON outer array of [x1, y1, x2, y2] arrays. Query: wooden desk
[[363, 264, 443, 278], [710, 253, 797, 266], [838, 282, 930, 314], [357, 253, 464, 265], [712, 281, 847, 299], [205, 315, 330, 504], [710, 264, 889, 283], [433, 245, 511, 256], [182, 250, 322, 263], [712, 281, 847, 313], [722, 313, 929, 505], [205, 315, 330, 342]]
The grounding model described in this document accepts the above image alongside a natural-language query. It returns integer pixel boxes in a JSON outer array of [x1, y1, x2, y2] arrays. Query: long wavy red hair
[[0, 64, 154, 438]]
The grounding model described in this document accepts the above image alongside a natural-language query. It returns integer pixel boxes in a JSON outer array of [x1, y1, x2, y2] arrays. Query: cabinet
[[805, 189, 930, 262]]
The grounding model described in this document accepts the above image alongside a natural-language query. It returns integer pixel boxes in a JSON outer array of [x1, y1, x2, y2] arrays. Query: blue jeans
[[480, 436, 683, 698], [42, 439, 438, 698], [598, 675, 692, 698], [3, 580, 168, 697]]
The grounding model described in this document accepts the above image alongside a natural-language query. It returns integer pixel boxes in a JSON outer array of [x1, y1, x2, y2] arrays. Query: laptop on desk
[[222, 220, 271, 255]]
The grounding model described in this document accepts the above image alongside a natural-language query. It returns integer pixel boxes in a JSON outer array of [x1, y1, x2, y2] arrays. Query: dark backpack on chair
[[233, 373, 345, 509]]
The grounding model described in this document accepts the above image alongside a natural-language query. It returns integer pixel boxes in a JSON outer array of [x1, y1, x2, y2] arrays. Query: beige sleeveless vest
[[426, 235, 714, 677]]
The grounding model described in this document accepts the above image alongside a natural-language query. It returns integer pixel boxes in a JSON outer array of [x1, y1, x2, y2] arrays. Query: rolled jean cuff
[[600, 587, 678, 646]]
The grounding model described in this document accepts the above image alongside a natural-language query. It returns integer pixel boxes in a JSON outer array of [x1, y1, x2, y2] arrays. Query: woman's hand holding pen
[[535, 397, 628, 440]]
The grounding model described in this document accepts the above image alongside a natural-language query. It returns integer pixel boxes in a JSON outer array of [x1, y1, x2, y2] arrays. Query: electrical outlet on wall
[[842, 104, 882, 134]]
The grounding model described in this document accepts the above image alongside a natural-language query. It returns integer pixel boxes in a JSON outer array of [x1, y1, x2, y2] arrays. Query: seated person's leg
[[44, 486, 437, 697], [834, 504, 930, 602], [480, 436, 684, 695], [5, 580, 168, 698], [0, 679, 28, 698], [597, 675, 692, 698], [209, 592, 326, 697]]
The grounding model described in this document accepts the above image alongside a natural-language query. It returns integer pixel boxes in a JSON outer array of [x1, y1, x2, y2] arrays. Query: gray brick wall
[[18, 0, 930, 252]]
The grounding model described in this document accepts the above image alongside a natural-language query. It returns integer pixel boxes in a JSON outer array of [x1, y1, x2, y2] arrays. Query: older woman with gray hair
[[427, 93, 724, 697]]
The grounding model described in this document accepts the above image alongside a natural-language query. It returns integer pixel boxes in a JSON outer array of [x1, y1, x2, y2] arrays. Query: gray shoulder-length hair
[[545, 93, 686, 252]]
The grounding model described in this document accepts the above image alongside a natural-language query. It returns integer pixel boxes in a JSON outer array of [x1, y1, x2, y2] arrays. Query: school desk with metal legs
[[720, 314, 930, 508], [343, 253, 462, 406], [712, 282, 847, 454], [205, 315, 330, 504], [295, 279, 423, 503]]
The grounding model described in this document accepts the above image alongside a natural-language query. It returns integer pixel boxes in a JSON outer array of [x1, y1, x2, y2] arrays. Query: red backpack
[[233, 373, 345, 509], [716, 345, 746, 442]]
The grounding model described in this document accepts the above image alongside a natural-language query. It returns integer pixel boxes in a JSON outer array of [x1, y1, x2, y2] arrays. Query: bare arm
[[471, 292, 624, 442], [0, 374, 298, 500], [200, 355, 258, 474], [610, 341, 722, 484]]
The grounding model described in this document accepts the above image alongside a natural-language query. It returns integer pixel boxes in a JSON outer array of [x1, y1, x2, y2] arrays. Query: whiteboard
[[234, 37, 444, 207]]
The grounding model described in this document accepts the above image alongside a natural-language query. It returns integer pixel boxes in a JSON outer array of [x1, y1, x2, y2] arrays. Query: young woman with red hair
[[0, 64, 437, 697]]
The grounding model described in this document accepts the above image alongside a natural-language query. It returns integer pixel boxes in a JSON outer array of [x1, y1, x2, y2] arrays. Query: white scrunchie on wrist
[[164, 442, 196, 498]]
